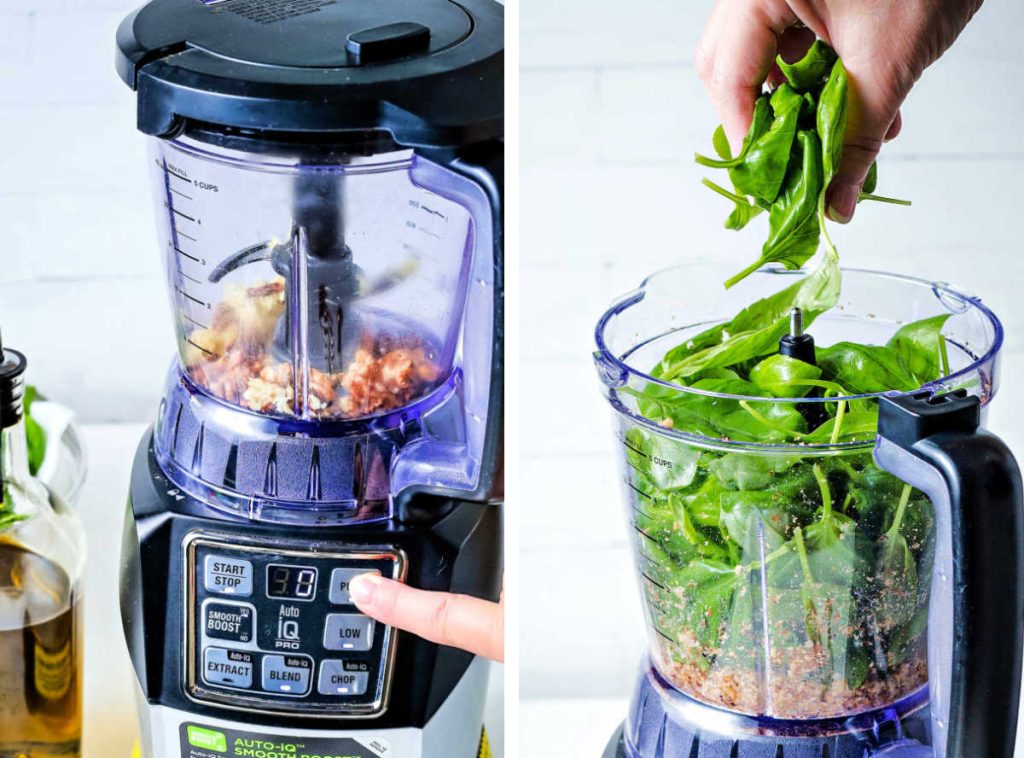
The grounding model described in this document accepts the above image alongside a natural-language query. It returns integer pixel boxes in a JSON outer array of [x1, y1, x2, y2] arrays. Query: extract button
[[202, 647, 254, 689]]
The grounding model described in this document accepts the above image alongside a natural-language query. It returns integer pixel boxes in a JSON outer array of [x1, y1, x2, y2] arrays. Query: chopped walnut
[[184, 277, 440, 419]]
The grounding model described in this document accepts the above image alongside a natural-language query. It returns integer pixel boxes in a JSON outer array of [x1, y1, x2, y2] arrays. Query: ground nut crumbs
[[184, 278, 441, 419], [654, 638, 928, 719]]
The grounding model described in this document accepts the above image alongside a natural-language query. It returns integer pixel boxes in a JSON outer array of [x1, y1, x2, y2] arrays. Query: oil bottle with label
[[0, 335, 86, 758]]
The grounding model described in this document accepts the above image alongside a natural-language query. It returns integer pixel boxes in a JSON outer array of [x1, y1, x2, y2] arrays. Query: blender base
[[614, 659, 932, 757]]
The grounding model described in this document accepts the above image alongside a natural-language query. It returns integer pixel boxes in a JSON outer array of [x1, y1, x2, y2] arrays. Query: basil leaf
[[721, 497, 786, 556], [777, 40, 837, 91], [626, 427, 702, 491], [711, 125, 732, 160], [696, 96, 773, 169], [726, 130, 824, 287], [709, 453, 802, 491], [886, 314, 952, 384], [660, 251, 840, 380], [701, 178, 765, 231], [817, 58, 848, 187], [729, 98, 801, 204], [863, 161, 879, 194], [677, 559, 743, 650], [24, 385, 46, 476], [769, 83, 804, 116], [749, 354, 822, 398], [817, 342, 919, 393], [640, 378, 807, 443]]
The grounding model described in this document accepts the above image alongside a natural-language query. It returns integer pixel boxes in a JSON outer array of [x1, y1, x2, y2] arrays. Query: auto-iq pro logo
[[187, 725, 228, 753]]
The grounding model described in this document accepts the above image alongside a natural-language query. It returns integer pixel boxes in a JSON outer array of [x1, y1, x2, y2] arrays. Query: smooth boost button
[[204, 555, 253, 597], [329, 568, 380, 605], [261, 655, 313, 696], [203, 647, 254, 689], [204, 602, 254, 643], [318, 660, 369, 696], [323, 614, 375, 651]]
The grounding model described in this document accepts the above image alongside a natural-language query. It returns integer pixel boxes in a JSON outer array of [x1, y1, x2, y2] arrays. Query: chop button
[[318, 660, 370, 696]]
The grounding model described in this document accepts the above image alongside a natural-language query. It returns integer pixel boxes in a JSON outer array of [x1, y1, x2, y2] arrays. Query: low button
[[261, 655, 312, 696], [203, 647, 254, 689], [203, 555, 253, 597], [329, 568, 380, 605], [318, 660, 370, 696], [323, 614, 375, 652]]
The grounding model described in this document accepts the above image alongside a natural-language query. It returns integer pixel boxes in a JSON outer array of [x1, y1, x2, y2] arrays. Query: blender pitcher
[[594, 263, 1024, 757], [148, 133, 489, 524]]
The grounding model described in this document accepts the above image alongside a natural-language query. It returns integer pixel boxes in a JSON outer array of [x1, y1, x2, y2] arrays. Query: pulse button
[[329, 568, 380, 605], [203, 555, 253, 597]]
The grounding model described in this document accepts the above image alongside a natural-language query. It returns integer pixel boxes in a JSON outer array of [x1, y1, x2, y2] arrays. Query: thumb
[[826, 67, 905, 224]]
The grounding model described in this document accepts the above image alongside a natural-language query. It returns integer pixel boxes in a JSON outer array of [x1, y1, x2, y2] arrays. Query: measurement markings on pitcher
[[621, 437, 648, 458], [624, 479, 652, 500]]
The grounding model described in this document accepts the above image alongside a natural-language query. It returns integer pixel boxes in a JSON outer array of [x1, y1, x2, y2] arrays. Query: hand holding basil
[[696, 43, 910, 289]]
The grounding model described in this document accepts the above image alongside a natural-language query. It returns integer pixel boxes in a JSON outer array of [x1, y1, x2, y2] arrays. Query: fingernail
[[348, 573, 383, 605], [826, 183, 859, 224]]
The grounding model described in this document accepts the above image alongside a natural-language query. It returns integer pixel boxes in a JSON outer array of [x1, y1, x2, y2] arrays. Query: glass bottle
[[0, 338, 86, 758]]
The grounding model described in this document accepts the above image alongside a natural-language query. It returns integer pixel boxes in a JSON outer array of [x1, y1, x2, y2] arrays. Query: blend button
[[203, 647, 254, 689], [204, 602, 254, 644], [323, 614, 375, 652], [204, 555, 253, 597], [261, 654, 313, 695], [329, 568, 381, 605], [318, 660, 370, 696]]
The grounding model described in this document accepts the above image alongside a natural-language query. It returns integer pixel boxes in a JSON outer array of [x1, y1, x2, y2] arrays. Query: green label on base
[[179, 724, 390, 758]]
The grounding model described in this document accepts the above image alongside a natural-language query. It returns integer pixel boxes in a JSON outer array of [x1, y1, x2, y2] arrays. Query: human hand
[[696, 0, 982, 222], [348, 573, 504, 662]]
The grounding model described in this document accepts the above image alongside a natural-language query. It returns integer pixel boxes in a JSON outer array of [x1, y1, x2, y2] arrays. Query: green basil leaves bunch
[[696, 41, 909, 289]]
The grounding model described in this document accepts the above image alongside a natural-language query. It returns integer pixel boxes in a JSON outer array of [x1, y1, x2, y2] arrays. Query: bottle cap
[[0, 332, 28, 429]]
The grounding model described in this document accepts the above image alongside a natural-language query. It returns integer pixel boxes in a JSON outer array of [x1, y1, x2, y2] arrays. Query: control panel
[[184, 533, 406, 718]]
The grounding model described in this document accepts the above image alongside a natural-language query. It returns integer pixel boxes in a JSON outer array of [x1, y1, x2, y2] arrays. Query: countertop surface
[[522, 698, 627, 756], [75, 422, 503, 757]]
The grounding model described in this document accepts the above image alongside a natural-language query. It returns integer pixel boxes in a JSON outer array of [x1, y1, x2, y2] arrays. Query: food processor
[[594, 264, 1024, 757], [114, 1, 502, 756]]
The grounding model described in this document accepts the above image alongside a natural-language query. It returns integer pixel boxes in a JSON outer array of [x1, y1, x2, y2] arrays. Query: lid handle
[[346, 22, 431, 64], [875, 392, 1024, 757]]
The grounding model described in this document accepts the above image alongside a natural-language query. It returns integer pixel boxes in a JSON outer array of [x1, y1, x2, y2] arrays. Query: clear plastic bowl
[[593, 264, 1002, 719], [149, 134, 475, 422]]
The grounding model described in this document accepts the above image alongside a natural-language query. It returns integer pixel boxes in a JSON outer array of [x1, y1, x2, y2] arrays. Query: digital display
[[266, 564, 318, 600]]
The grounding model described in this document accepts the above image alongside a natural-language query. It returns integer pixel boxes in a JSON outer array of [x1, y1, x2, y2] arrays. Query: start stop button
[[204, 555, 253, 597]]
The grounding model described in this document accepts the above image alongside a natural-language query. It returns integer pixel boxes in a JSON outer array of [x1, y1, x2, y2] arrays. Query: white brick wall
[[0, 1, 168, 422], [521, 0, 1024, 700]]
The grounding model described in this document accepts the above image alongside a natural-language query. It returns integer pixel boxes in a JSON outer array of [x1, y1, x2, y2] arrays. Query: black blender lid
[[116, 0, 503, 146]]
